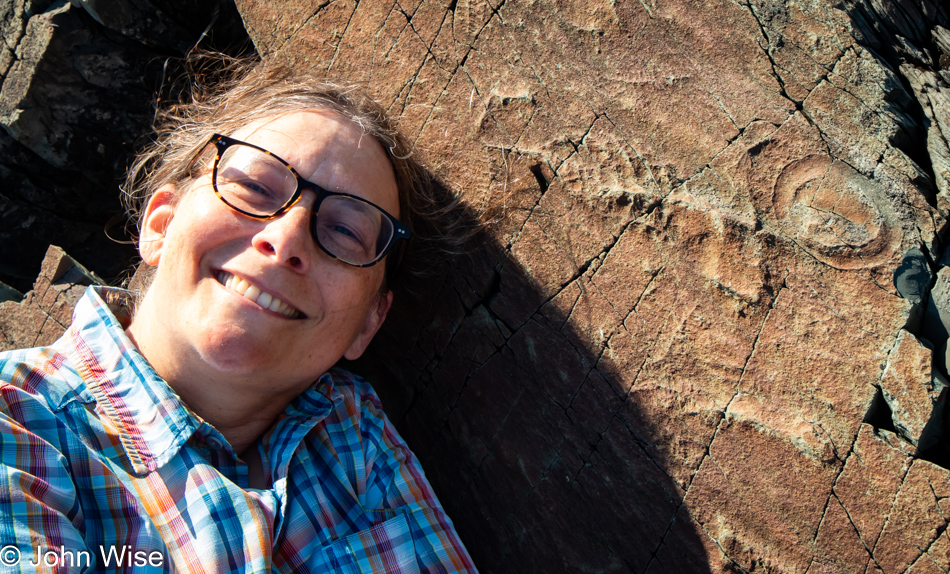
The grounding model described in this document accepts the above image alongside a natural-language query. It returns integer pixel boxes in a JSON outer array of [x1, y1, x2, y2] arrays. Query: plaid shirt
[[0, 287, 475, 573]]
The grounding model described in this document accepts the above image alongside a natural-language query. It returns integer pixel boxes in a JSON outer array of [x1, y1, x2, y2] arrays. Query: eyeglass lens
[[215, 143, 395, 266]]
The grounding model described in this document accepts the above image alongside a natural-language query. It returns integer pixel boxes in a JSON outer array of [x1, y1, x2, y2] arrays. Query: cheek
[[355, 266, 387, 302], [168, 194, 250, 255], [192, 191, 238, 230], [319, 268, 384, 316]]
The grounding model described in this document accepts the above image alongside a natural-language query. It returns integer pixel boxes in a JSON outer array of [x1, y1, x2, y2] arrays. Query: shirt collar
[[64, 286, 199, 475], [63, 286, 343, 476]]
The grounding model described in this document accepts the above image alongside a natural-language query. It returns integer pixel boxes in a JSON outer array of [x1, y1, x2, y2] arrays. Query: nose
[[252, 195, 315, 272]]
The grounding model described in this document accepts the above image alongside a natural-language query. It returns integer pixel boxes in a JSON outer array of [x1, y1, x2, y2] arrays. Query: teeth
[[216, 271, 301, 318], [257, 292, 272, 308]]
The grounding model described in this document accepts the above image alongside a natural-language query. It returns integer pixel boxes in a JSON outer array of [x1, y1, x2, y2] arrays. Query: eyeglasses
[[196, 133, 410, 267]]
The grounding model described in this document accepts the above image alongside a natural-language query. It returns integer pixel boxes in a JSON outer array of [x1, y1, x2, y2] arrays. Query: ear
[[138, 185, 178, 266], [343, 290, 394, 360]]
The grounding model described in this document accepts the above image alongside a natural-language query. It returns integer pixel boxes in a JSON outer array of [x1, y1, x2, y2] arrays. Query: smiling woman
[[0, 56, 477, 573], [129, 110, 401, 452]]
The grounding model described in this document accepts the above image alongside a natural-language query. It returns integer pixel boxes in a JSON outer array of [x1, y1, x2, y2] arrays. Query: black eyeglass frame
[[199, 133, 411, 268]]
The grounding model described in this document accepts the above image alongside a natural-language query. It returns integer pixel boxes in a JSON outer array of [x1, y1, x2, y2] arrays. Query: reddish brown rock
[[684, 415, 841, 572], [648, 505, 733, 573], [879, 330, 940, 447], [873, 459, 950, 573], [227, 0, 950, 570], [834, 424, 914, 553], [813, 495, 872, 573], [0, 0, 947, 570], [0, 245, 102, 352]]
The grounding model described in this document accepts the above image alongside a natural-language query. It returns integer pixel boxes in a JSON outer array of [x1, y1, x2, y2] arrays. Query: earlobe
[[139, 185, 178, 266], [343, 290, 394, 360]]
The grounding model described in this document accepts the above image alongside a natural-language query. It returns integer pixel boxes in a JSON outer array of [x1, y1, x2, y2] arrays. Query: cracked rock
[[0, 0, 248, 290], [922, 267, 950, 371], [230, 0, 950, 570], [5, 0, 950, 571], [903, 64, 950, 200], [0, 245, 102, 351], [879, 329, 939, 448]]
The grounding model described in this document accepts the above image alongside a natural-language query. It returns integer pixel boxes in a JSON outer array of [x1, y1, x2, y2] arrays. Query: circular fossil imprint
[[766, 154, 899, 270]]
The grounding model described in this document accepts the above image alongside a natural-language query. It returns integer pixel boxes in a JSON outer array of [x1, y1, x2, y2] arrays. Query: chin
[[195, 329, 281, 374]]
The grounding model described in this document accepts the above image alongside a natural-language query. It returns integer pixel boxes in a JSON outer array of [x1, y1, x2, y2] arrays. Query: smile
[[216, 271, 303, 319]]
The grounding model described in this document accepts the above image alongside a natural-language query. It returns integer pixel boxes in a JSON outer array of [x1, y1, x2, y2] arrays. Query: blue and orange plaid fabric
[[0, 287, 476, 572]]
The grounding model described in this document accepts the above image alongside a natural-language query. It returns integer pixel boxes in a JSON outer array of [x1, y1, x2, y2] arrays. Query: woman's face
[[134, 110, 398, 393]]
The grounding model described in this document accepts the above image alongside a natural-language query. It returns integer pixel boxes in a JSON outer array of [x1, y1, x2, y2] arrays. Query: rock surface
[[0, 244, 102, 350], [4, 0, 950, 571], [229, 0, 950, 571], [0, 0, 248, 291]]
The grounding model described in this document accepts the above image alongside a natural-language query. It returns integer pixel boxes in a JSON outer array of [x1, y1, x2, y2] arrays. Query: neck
[[125, 295, 306, 457], [171, 379, 284, 456]]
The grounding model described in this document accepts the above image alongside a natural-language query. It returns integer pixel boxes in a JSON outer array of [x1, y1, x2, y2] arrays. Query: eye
[[216, 173, 284, 211], [216, 144, 296, 213], [239, 179, 276, 198], [328, 222, 362, 242], [314, 196, 384, 263]]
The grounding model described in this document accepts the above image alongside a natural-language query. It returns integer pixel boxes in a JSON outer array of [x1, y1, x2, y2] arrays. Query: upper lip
[[215, 270, 305, 319]]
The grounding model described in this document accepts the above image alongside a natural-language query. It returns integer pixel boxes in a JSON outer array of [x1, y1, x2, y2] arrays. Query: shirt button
[[207, 436, 223, 450]]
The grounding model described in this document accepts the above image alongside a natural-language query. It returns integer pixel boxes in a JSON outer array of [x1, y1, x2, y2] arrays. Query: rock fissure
[[380, 9, 414, 65], [599, 112, 664, 193], [832, 485, 878, 560], [636, 0, 654, 20], [812, 490, 838, 545], [559, 283, 589, 332], [630, 265, 664, 316], [680, 115, 788, 193], [710, 92, 741, 132], [641, 502, 687, 574], [539, 224, 633, 314], [807, 419, 845, 463], [510, 106, 540, 153], [327, 0, 362, 70], [453, 0, 504, 71], [503, 185, 548, 251], [401, 4, 455, 74], [406, 67, 462, 147], [743, 0, 803, 109], [607, 403, 681, 483], [445, 350, 500, 411], [900, 523, 946, 574], [698, 520, 752, 574], [868, 459, 917, 559], [700, 450, 760, 568], [282, 0, 338, 48], [736, 273, 788, 386], [6, 0, 950, 571], [381, 38, 419, 100], [571, 350, 610, 410]]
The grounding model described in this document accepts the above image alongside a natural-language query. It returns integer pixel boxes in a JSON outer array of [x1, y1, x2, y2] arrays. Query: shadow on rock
[[349, 174, 717, 573]]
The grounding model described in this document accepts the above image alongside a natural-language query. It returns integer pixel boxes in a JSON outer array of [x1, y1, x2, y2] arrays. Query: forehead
[[230, 110, 400, 216]]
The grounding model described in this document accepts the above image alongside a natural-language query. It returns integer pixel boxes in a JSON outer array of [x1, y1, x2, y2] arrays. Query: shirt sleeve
[[0, 383, 92, 573], [358, 386, 478, 574]]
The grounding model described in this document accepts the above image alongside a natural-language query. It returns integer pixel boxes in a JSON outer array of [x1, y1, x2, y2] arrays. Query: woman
[[0, 57, 476, 573]]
